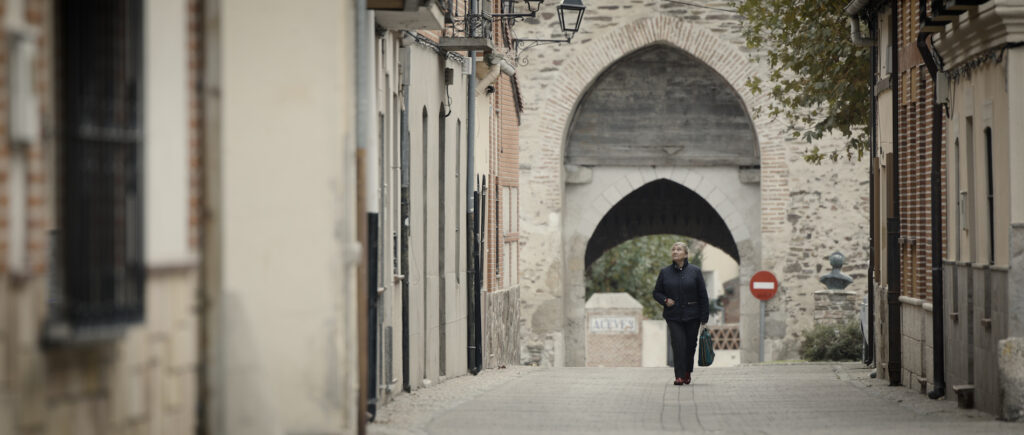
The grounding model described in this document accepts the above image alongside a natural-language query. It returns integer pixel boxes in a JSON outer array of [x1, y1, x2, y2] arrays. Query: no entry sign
[[750, 270, 778, 301]]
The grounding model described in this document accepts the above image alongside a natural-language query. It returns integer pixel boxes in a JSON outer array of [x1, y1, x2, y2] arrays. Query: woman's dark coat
[[652, 260, 710, 323]]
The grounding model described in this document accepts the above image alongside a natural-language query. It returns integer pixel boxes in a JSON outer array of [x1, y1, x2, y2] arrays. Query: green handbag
[[698, 326, 715, 367]]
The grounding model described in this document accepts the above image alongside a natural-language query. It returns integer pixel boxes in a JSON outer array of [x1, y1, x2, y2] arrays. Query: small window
[[984, 127, 994, 265], [510, 187, 518, 233], [54, 0, 145, 334], [502, 186, 511, 234]]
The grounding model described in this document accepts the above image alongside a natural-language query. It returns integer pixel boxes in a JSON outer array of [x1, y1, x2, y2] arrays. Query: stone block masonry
[[813, 290, 860, 325], [514, 0, 868, 366]]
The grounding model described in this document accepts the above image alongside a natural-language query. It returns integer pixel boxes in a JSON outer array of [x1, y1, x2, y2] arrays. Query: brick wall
[[896, 0, 947, 302], [483, 0, 521, 294], [484, 73, 520, 293], [479, 0, 522, 368], [0, 0, 54, 279]]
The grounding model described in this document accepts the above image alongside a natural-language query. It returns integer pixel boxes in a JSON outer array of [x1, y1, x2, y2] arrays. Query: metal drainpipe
[[400, 44, 412, 393], [887, 3, 902, 386], [867, 15, 877, 368], [360, 10, 381, 423], [466, 0, 480, 376], [844, 0, 877, 370], [916, 0, 946, 398], [356, 0, 373, 430]]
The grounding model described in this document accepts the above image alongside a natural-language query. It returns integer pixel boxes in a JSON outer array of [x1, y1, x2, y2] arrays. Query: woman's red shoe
[[673, 377, 684, 385], [682, 373, 692, 385]]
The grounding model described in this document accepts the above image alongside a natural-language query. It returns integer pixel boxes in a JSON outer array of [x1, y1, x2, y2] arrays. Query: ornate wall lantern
[[557, 0, 585, 33]]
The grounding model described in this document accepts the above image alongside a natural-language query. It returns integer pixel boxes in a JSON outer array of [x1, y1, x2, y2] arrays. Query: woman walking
[[652, 241, 709, 385]]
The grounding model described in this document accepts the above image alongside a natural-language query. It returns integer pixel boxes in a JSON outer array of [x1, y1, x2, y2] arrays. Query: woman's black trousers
[[666, 318, 700, 378]]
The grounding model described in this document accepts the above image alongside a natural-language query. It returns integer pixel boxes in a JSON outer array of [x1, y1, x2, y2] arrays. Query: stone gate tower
[[515, 0, 869, 366]]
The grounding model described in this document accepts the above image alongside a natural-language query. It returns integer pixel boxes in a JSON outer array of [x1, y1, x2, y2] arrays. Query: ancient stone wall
[[515, 0, 868, 365], [484, 286, 521, 369]]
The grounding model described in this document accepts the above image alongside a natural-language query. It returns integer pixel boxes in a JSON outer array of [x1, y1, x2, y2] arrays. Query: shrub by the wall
[[799, 321, 862, 361]]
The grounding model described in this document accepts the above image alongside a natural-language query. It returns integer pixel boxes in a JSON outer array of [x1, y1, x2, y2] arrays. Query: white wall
[[642, 320, 667, 367], [402, 42, 470, 390], [144, 0, 191, 266], [213, 1, 359, 433], [701, 244, 739, 302]]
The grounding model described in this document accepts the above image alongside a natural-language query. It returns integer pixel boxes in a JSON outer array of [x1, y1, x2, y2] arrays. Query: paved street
[[370, 363, 1019, 434]]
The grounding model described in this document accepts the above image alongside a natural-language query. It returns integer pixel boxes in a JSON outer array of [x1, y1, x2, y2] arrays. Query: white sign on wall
[[589, 316, 638, 334]]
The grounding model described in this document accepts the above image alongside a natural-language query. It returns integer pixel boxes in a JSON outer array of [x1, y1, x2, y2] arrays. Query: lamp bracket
[[512, 34, 574, 65]]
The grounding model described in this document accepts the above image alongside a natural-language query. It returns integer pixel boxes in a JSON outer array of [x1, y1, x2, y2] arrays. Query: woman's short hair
[[672, 241, 689, 255]]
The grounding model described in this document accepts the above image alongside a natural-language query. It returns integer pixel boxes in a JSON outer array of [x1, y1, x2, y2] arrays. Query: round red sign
[[750, 270, 779, 301]]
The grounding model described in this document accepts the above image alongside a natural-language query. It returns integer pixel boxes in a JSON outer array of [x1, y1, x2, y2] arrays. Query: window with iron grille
[[54, 0, 144, 332]]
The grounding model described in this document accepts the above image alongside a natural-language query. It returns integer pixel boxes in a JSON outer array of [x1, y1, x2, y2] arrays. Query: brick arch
[[541, 15, 771, 158]]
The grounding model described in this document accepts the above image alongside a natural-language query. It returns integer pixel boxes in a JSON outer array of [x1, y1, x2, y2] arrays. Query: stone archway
[[550, 24, 769, 366], [519, 9, 868, 369], [563, 166, 760, 366], [519, 14, 786, 367], [520, 14, 774, 366]]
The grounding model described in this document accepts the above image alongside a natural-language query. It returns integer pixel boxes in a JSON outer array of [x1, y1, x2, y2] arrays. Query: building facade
[[1, 0, 207, 433], [0, 0, 368, 433], [367, 0, 523, 415], [851, 0, 1024, 420], [1, 0, 528, 432], [932, 0, 1024, 419]]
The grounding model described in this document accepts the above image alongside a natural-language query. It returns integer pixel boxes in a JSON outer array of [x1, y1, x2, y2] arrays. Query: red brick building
[[853, 0, 1024, 419]]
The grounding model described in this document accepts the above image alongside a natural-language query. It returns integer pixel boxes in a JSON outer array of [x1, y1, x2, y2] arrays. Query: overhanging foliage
[[731, 0, 871, 163]]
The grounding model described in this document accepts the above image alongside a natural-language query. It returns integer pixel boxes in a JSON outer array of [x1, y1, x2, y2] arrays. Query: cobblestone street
[[370, 363, 1018, 435]]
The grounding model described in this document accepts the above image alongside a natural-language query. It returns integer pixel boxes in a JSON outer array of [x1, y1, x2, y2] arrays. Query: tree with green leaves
[[730, 0, 871, 163], [585, 234, 711, 319]]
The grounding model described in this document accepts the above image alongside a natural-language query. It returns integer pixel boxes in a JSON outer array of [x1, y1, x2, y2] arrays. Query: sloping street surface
[[370, 363, 1018, 434]]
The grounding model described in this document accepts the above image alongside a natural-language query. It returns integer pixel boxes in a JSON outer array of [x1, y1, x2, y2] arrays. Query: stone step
[[951, 384, 975, 409]]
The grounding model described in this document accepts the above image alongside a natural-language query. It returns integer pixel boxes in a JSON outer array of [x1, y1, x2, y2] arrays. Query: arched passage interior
[[584, 179, 739, 270]]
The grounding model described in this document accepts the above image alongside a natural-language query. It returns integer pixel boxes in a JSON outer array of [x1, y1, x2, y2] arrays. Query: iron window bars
[[53, 0, 145, 336]]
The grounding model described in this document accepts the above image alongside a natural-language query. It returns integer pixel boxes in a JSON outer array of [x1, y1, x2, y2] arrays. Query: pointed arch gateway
[[551, 21, 768, 366]]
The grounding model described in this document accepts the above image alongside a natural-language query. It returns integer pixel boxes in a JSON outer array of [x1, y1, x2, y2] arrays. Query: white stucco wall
[[213, 1, 359, 433], [402, 42, 471, 390], [702, 244, 739, 301], [144, 0, 191, 266]]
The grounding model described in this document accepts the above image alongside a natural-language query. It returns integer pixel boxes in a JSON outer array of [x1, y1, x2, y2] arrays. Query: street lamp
[[511, 0, 587, 63], [557, 0, 585, 33]]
